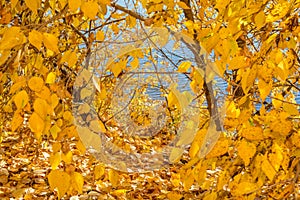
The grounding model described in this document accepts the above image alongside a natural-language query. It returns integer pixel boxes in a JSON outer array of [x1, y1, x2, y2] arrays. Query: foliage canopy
[[0, 0, 299, 199]]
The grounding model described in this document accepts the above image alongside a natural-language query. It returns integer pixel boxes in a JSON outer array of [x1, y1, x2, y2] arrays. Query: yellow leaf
[[78, 103, 90, 114], [50, 124, 61, 139], [272, 93, 283, 109], [62, 151, 72, 164], [189, 129, 206, 158], [110, 62, 123, 77], [13, 90, 29, 110], [0, 27, 26, 50], [228, 56, 247, 70], [125, 15, 136, 28], [205, 139, 229, 158], [63, 111, 73, 122], [177, 1, 190, 9], [261, 158, 276, 180], [283, 103, 299, 116], [80, 88, 92, 99], [177, 61, 191, 73], [233, 182, 258, 196], [49, 152, 61, 170], [28, 30, 43, 49], [33, 98, 50, 119], [68, 0, 81, 12], [28, 76, 44, 92], [25, 0, 41, 13], [43, 33, 59, 53], [29, 112, 45, 133], [169, 147, 184, 163], [94, 164, 105, 180], [76, 140, 86, 154], [130, 57, 139, 69], [89, 120, 106, 133], [61, 50, 77, 67], [167, 191, 182, 200], [51, 94, 59, 109], [258, 79, 272, 101], [237, 139, 256, 166], [11, 112, 23, 132], [81, 1, 99, 19], [37, 86, 51, 100], [71, 172, 84, 194], [108, 169, 119, 187], [46, 72, 56, 84], [241, 126, 264, 141], [11, 0, 18, 8], [268, 143, 283, 172], [182, 169, 194, 191], [203, 191, 217, 200], [52, 142, 62, 153], [0, 50, 10, 66], [48, 170, 70, 199], [254, 11, 266, 29], [96, 31, 105, 41]]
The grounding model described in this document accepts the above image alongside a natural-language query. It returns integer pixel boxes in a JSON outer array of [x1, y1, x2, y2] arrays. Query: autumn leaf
[[237, 139, 256, 166], [48, 170, 71, 199], [28, 76, 44, 92], [68, 0, 81, 12], [13, 90, 29, 110], [177, 61, 191, 73], [108, 169, 119, 187], [43, 33, 59, 53], [71, 172, 84, 194], [81, 1, 99, 19], [0, 27, 26, 50], [28, 30, 43, 49], [25, 0, 41, 14]]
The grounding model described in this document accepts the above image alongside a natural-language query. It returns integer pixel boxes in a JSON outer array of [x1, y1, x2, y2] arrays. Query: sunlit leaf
[[62, 151, 73, 164], [237, 139, 256, 166], [28, 113, 44, 139], [261, 157, 276, 180], [254, 11, 266, 29], [205, 139, 228, 158], [13, 90, 29, 110], [49, 152, 61, 170], [108, 169, 119, 187], [167, 191, 182, 200], [11, 112, 23, 132], [177, 61, 191, 73], [96, 30, 105, 41], [48, 170, 70, 199], [50, 124, 61, 139], [28, 76, 44, 92], [0, 27, 26, 50], [71, 172, 84, 194], [25, 0, 41, 13], [169, 147, 184, 163], [233, 182, 258, 196], [28, 30, 43, 49], [43, 33, 59, 53], [46, 72, 56, 84], [68, 0, 81, 12], [81, 0, 98, 19], [177, 1, 190, 9], [94, 164, 105, 180]]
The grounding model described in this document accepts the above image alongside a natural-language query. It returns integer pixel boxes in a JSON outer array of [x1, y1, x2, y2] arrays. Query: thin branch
[[111, 3, 146, 21]]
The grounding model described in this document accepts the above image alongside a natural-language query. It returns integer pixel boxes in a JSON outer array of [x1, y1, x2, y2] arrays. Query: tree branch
[[111, 3, 146, 21]]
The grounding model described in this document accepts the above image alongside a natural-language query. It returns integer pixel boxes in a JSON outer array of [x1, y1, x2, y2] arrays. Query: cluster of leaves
[[0, 0, 299, 199]]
